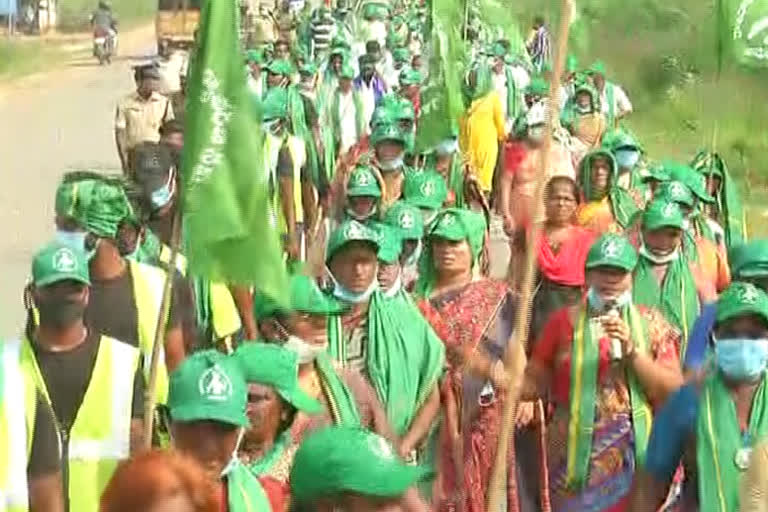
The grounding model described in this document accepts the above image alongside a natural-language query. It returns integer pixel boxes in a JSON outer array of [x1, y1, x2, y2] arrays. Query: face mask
[[151, 175, 175, 210], [576, 104, 592, 114], [333, 278, 379, 304], [587, 286, 632, 311], [345, 204, 377, 222], [615, 149, 640, 169], [383, 273, 402, 298], [36, 295, 86, 328], [378, 155, 404, 172], [639, 241, 680, 265], [435, 139, 458, 156], [263, 120, 282, 136], [283, 335, 326, 364], [55, 230, 97, 260], [219, 428, 245, 478], [715, 338, 768, 381]]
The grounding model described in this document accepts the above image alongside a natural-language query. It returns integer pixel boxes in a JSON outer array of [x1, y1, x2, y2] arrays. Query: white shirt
[[492, 71, 509, 118], [338, 91, 358, 155], [357, 80, 377, 133], [599, 82, 633, 118]]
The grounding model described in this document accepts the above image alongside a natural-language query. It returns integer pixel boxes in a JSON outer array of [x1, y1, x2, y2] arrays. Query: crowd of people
[[3, 0, 768, 511]]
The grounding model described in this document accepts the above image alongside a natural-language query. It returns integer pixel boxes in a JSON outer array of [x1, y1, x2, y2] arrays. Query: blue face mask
[[587, 286, 632, 311], [151, 183, 174, 209], [332, 277, 379, 304], [615, 149, 640, 169], [55, 230, 96, 260], [435, 139, 458, 156], [715, 338, 768, 381]]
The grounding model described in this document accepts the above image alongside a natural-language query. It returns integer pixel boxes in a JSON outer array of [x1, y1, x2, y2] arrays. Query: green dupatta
[[504, 66, 519, 120], [327, 290, 445, 436], [696, 374, 768, 512], [331, 89, 366, 146], [314, 352, 362, 426], [633, 254, 699, 358], [227, 462, 272, 511], [566, 304, 652, 490]]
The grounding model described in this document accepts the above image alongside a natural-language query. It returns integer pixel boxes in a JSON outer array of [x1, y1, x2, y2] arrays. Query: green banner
[[720, 0, 768, 68]]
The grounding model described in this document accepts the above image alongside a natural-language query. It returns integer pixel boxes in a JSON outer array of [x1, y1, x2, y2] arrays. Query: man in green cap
[[342, 164, 382, 224], [382, 200, 425, 289], [332, 63, 366, 157], [290, 426, 431, 511], [20, 241, 144, 512], [325, 220, 444, 463], [387, 46, 411, 88], [398, 68, 422, 118], [168, 350, 275, 511], [265, 58, 294, 89], [403, 169, 448, 226], [53, 173, 186, 404], [369, 121, 410, 208], [636, 282, 768, 512], [588, 60, 632, 127]]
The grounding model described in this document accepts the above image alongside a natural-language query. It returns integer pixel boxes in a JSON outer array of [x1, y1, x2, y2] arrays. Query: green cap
[[372, 222, 403, 264], [290, 426, 432, 504], [491, 42, 507, 57], [55, 175, 132, 239], [168, 350, 249, 428], [234, 343, 322, 414], [403, 171, 447, 210], [729, 240, 768, 278], [585, 233, 638, 272], [602, 128, 641, 152], [347, 166, 382, 198], [565, 54, 579, 72], [654, 180, 695, 208], [664, 161, 715, 203], [266, 59, 294, 76], [370, 122, 407, 147], [339, 63, 355, 79], [525, 77, 549, 96], [642, 199, 685, 231], [643, 163, 671, 183], [299, 62, 318, 75], [392, 47, 411, 64], [326, 219, 380, 262], [589, 60, 607, 75], [383, 200, 424, 241], [427, 208, 486, 263], [253, 274, 344, 318], [716, 282, 768, 325], [261, 87, 288, 121], [399, 68, 422, 85], [32, 241, 91, 287], [246, 49, 266, 64]]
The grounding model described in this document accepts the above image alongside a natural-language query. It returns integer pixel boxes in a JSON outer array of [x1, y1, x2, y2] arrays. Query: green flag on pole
[[718, 0, 768, 68], [182, 0, 288, 303]]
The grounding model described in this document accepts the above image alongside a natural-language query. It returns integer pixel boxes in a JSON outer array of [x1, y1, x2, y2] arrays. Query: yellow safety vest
[[19, 335, 139, 512], [0, 340, 36, 512], [157, 247, 241, 341]]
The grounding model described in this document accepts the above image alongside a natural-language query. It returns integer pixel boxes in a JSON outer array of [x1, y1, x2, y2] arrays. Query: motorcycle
[[93, 25, 117, 65]]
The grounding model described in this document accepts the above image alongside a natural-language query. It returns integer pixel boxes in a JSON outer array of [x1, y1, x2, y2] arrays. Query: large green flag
[[718, 0, 768, 68], [182, 0, 288, 302]]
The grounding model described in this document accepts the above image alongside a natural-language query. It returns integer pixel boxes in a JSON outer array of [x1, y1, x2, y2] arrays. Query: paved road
[[0, 27, 155, 334]]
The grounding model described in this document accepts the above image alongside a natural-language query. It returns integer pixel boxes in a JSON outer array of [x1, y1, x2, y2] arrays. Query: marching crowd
[[3, 0, 768, 511]]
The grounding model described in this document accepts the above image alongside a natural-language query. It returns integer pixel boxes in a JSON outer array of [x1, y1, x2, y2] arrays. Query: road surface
[[0, 25, 155, 334]]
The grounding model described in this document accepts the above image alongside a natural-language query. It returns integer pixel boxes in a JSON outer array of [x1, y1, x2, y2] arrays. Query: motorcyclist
[[90, 1, 118, 55]]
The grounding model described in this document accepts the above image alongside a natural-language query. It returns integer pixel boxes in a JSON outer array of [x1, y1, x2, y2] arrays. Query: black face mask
[[36, 295, 86, 328]]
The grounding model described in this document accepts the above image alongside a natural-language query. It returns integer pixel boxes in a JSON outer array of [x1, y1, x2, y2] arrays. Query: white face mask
[[283, 335, 327, 363], [639, 240, 680, 264], [345, 204, 377, 222], [219, 428, 245, 478], [587, 286, 632, 311], [332, 277, 379, 304], [378, 155, 404, 171]]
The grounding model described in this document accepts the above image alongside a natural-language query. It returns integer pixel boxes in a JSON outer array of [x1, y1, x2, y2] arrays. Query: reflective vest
[[20, 335, 139, 512], [0, 340, 36, 512]]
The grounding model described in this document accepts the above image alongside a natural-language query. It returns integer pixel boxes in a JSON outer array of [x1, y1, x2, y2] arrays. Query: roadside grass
[[0, 38, 69, 80], [57, 0, 155, 32]]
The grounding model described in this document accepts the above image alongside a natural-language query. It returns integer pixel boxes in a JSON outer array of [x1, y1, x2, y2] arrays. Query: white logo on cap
[[353, 170, 372, 187], [670, 182, 685, 199], [439, 214, 456, 227], [740, 284, 760, 304], [344, 221, 367, 240], [662, 203, 677, 218], [53, 248, 77, 273], [601, 238, 621, 258], [420, 180, 436, 197], [399, 211, 415, 229], [198, 365, 233, 401]]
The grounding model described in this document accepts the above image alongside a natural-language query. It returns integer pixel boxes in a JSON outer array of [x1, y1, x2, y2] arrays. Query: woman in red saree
[[414, 208, 546, 512]]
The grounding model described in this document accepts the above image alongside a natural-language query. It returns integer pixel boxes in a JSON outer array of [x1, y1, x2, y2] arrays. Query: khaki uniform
[[115, 91, 174, 169]]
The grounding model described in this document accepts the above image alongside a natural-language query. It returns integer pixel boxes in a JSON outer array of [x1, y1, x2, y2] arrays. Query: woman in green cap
[[561, 83, 606, 150], [382, 200, 425, 289], [324, 219, 444, 467], [523, 233, 683, 512], [339, 164, 383, 225], [634, 282, 768, 512], [421, 134, 466, 209], [576, 147, 639, 235], [413, 208, 544, 512], [402, 169, 448, 227]]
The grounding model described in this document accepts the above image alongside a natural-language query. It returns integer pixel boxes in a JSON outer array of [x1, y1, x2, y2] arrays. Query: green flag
[[718, 0, 768, 68], [182, 0, 288, 302]]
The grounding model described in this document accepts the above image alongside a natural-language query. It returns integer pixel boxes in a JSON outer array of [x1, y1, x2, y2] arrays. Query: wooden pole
[[485, 2, 573, 510], [142, 208, 182, 449]]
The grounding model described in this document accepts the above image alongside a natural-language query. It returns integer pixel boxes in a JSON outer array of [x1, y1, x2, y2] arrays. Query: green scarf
[[691, 152, 747, 249], [247, 430, 290, 477], [633, 253, 699, 358], [327, 291, 444, 436], [314, 352, 362, 426], [566, 304, 652, 490], [504, 66, 518, 120], [604, 81, 616, 127], [331, 89, 366, 145], [226, 462, 272, 511], [696, 374, 768, 512]]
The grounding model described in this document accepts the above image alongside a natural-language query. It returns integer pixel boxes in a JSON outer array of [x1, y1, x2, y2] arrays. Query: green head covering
[[643, 163, 671, 183], [290, 426, 431, 504], [253, 274, 344, 319], [370, 122, 407, 147], [427, 208, 486, 263], [399, 68, 422, 86], [403, 171, 447, 210], [654, 180, 695, 208], [261, 87, 289, 121], [326, 219, 380, 263], [383, 201, 424, 241], [491, 42, 507, 58], [246, 49, 266, 64], [266, 59, 294, 76], [664, 161, 715, 204], [578, 148, 617, 201], [234, 343, 322, 414], [347, 166, 382, 198], [729, 240, 768, 278], [585, 233, 638, 272], [339, 63, 355, 79], [716, 282, 768, 325], [589, 60, 607, 76], [362, 2, 389, 20], [642, 199, 685, 231], [372, 222, 403, 264], [525, 76, 549, 96], [392, 47, 411, 64], [602, 128, 641, 152], [566, 54, 579, 72], [168, 350, 249, 428], [32, 241, 91, 287], [55, 175, 132, 239], [299, 62, 318, 75]]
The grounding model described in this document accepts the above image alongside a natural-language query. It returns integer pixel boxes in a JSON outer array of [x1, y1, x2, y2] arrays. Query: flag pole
[[142, 207, 182, 449], [485, 1, 573, 510]]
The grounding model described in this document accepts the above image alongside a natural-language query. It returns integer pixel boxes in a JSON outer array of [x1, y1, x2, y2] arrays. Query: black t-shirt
[[85, 264, 184, 349], [27, 391, 61, 478]]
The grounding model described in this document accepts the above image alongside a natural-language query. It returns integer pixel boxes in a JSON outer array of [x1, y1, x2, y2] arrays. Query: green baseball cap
[[299, 62, 318, 75], [347, 166, 382, 198], [32, 241, 91, 287], [729, 240, 768, 278], [253, 274, 344, 319], [664, 161, 714, 203], [427, 208, 486, 263], [716, 282, 768, 325], [168, 350, 249, 428], [643, 163, 671, 183], [234, 343, 322, 414], [261, 87, 288, 121], [585, 233, 638, 272], [525, 77, 549, 96], [403, 171, 447, 210], [326, 219, 381, 263], [266, 59, 294, 76], [399, 68, 422, 86], [371, 222, 403, 264], [370, 122, 407, 147], [246, 49, 266, 64], [290, 426, 432, 504], [642, 199, 685, 231], [392, 47, 411, 64], [589, 60, 607, 75], [654, 180, 695, 208], [383, 200, 424, 241], [339, 63, 355, 79], [602, 128, 641, 153]]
